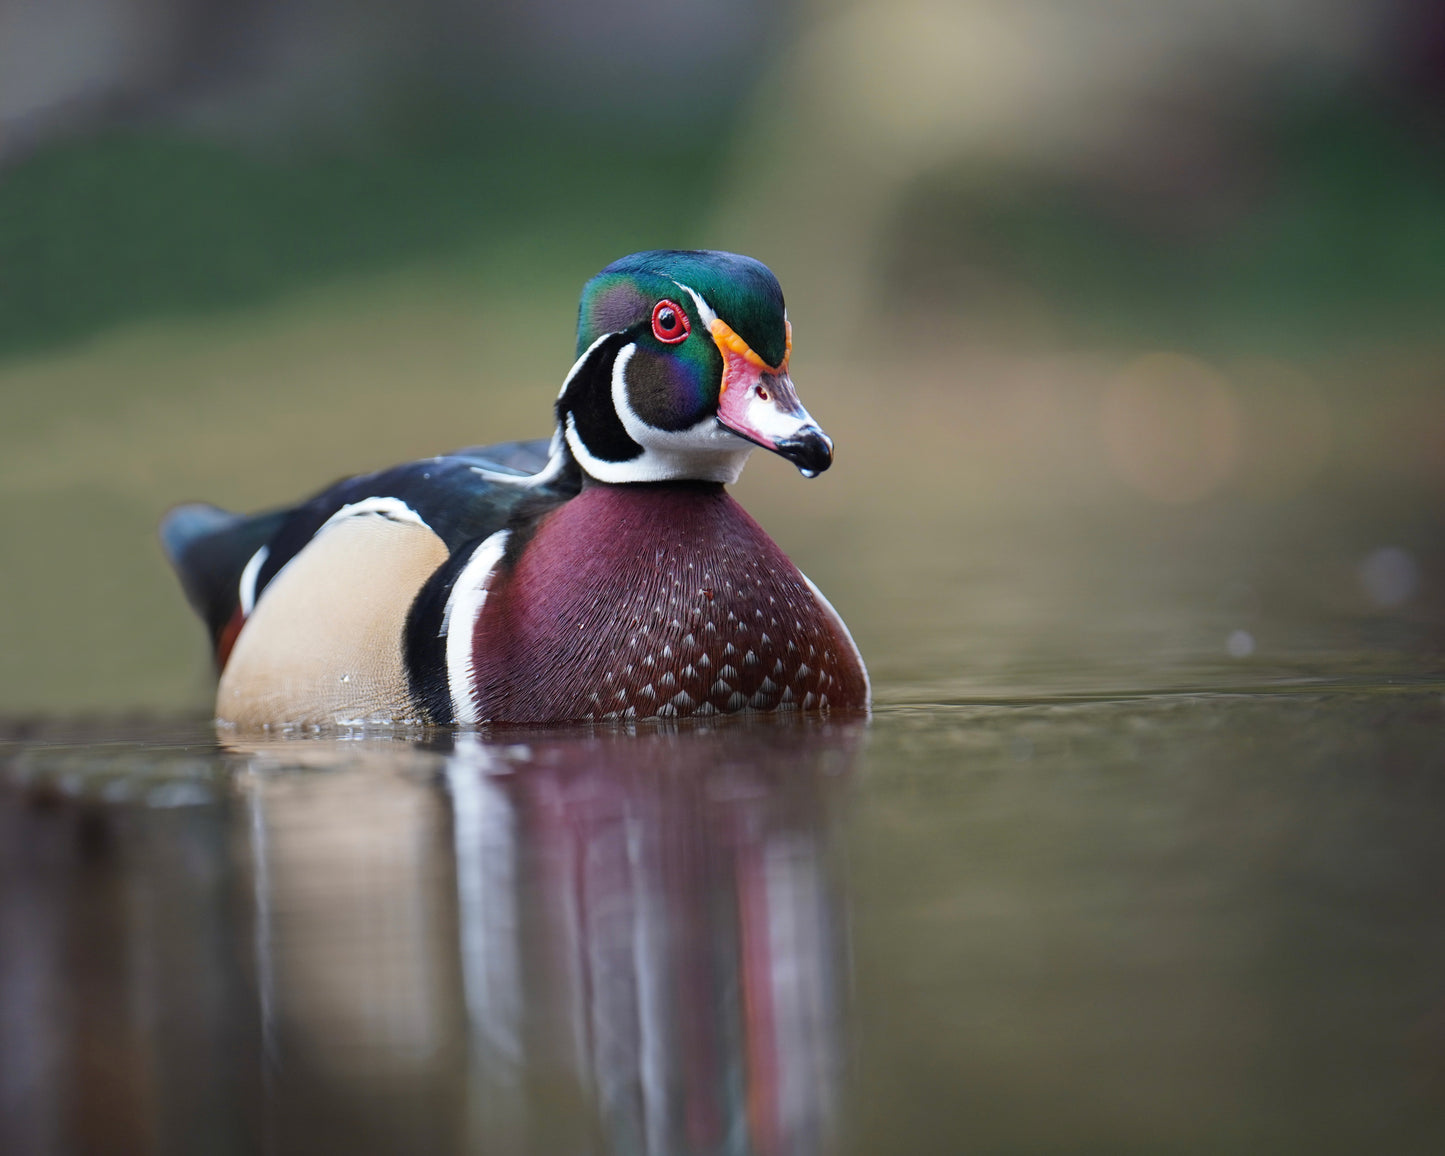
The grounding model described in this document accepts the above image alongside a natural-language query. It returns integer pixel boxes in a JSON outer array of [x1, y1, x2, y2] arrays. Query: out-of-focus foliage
[[0, 0, 1441, 712], [882, 102, 1445, 349], [0, 106, 727, 360]]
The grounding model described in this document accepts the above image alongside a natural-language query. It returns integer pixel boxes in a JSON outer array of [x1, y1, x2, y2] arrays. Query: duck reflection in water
[[234, 718, 860, 1156]]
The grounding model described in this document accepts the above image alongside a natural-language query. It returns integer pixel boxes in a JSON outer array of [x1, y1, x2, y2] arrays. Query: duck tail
[[159, 502, 290, 661]]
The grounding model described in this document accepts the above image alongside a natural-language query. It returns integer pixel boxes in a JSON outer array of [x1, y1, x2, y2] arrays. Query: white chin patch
[[566, 343, 755, 485]]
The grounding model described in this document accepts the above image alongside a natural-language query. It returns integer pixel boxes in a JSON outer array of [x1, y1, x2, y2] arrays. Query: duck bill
[[716, 366, 834, 477]]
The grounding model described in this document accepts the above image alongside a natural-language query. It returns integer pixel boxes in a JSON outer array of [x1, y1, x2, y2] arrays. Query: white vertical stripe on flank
[[238, 545, 270, 616], [443, 530, 512, 725]]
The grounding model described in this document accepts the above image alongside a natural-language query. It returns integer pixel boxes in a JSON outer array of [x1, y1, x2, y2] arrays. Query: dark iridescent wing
[[160, 503, 292, 645], [161, 438, 575, 658], [448, 438, 558, 477]]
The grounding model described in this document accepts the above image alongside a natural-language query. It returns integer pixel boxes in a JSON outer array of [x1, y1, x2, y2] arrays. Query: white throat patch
[[564, 342, 754, 484]]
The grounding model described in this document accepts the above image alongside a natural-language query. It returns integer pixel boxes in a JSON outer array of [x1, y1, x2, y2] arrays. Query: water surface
[[3, 418, 1443, 1155], [4, 680, 1443, 1155]]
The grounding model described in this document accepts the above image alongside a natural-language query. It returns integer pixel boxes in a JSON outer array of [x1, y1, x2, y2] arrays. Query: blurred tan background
[[1, 0, 1442, 713]]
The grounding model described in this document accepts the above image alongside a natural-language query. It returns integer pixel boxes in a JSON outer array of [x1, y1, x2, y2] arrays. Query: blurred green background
[[1, 0, 1442, 712]]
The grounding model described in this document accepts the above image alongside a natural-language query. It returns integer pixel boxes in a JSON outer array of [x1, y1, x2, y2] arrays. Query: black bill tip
[[775, 425, 834, 477]]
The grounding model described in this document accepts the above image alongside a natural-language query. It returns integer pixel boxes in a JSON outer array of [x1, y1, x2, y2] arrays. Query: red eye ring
[[651, 299, 690, 344]]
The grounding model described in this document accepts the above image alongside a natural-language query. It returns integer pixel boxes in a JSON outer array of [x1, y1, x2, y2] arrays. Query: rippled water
[[3, 676, 1444, 1155]]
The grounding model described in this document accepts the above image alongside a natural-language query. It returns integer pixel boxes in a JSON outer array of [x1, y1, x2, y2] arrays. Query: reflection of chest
[[468, 484, 867, 723]]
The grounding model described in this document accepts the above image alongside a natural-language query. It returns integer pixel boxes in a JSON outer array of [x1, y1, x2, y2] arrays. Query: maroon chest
[[467, 483, 867, 723]]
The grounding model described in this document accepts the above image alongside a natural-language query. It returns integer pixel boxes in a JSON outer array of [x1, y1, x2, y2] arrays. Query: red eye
[[651, 299, 690, 344]]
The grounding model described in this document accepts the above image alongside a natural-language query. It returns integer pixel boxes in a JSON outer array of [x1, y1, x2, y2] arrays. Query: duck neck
[[579, 474, 727, 495]]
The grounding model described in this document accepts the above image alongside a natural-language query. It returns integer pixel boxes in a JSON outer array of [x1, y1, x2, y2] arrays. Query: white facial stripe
[[561, 292, 786, 484], [564, 412, 624, 482], [611, 344, 738, 453], [239, 545, 269, 616], [470, 334, 617, 488], [565, 409, 753, 485], [672, 281, 717, 329], [594, 343, 756, 484], [444, 529, 511, 725], [610, 342, 643, 438], [558, 330, 616, 400]]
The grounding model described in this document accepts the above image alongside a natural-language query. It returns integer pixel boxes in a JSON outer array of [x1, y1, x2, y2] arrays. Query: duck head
[[556, 250, 833, 484]]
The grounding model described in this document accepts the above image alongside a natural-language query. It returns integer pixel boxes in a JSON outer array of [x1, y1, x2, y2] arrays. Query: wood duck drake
[[162, 250, 869, 727]]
